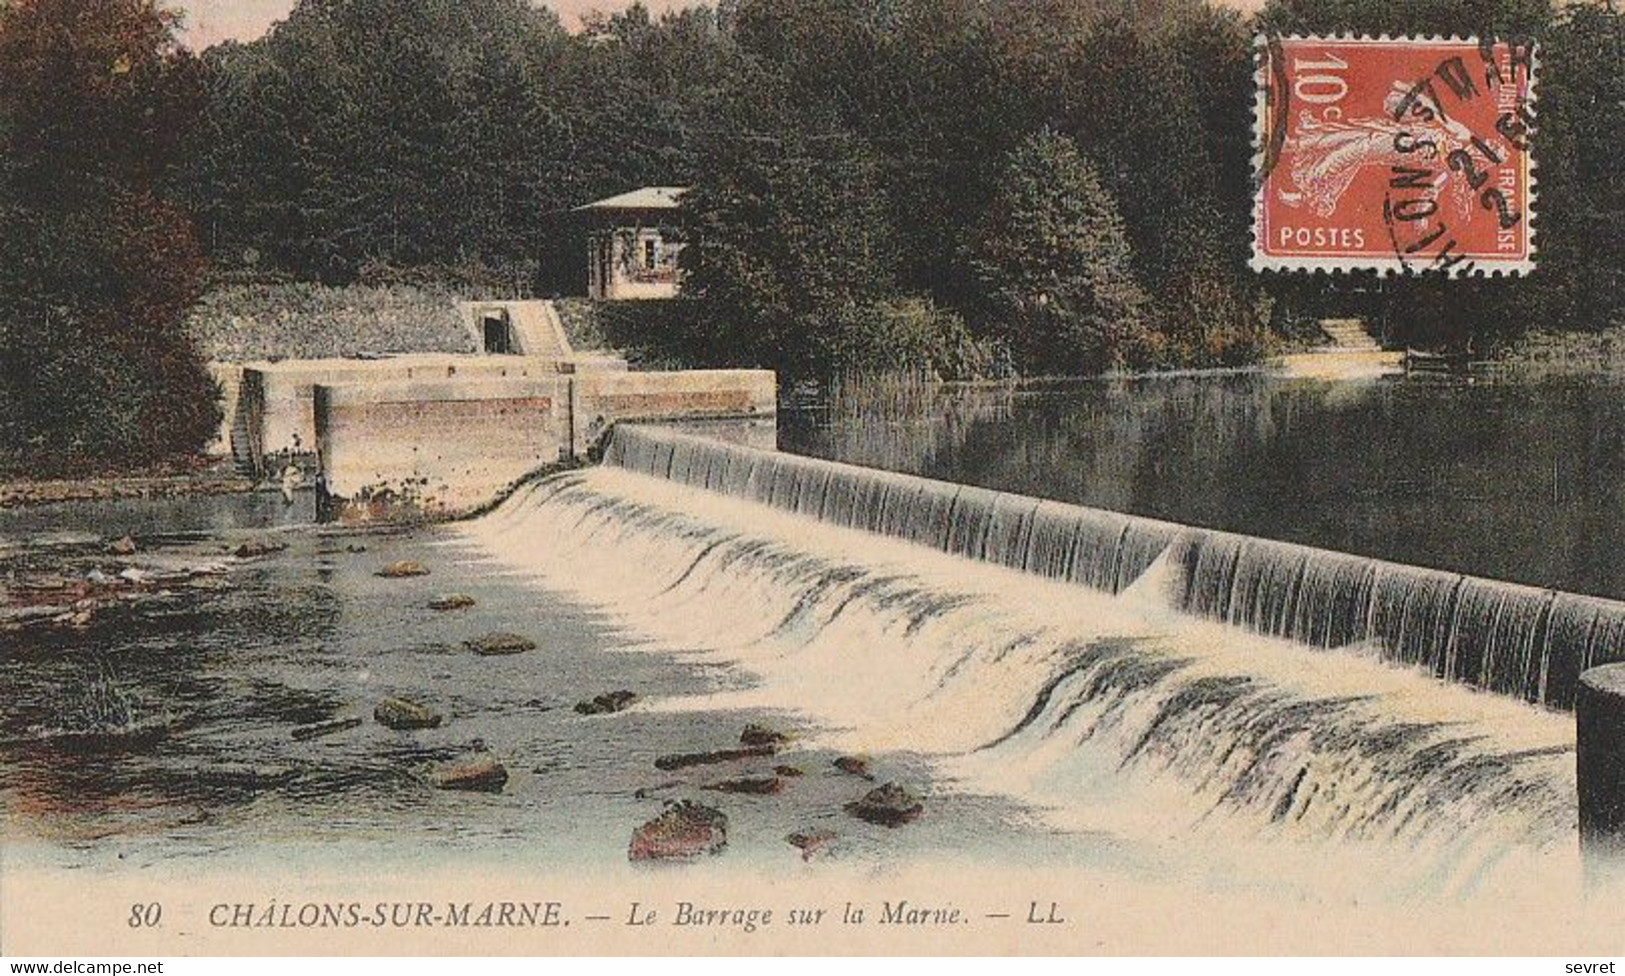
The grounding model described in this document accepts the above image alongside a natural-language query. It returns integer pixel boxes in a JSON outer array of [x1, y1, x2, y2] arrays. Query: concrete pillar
[[1577, 664, 1625, 861]]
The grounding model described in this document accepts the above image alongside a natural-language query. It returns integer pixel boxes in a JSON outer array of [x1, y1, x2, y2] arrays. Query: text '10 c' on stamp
[[1252, 35, 1537, 276]]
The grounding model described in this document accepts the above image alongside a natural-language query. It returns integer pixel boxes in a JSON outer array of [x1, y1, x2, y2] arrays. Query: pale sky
[[169, 0, 693, 47]]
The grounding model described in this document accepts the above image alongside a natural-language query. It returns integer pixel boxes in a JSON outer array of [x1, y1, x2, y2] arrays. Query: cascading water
[[460, 427, 1600, 897], [605, 424, 1625, 709]]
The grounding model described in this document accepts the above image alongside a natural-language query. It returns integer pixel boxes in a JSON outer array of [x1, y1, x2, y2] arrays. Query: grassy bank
[[187, 282, 477, 361]]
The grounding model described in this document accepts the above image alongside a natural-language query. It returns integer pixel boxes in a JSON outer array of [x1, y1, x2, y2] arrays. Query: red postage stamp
[[1253, 36, 1537, 275]]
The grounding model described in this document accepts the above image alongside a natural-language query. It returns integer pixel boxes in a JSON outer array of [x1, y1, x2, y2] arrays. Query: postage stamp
[[1253, 35, 1538, 275]]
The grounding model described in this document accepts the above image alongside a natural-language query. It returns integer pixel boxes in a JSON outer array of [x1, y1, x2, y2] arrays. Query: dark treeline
[[3, 0, 1624, 472]]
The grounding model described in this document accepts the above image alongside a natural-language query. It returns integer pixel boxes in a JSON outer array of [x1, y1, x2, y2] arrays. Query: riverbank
[[0, 458, 259, 510]]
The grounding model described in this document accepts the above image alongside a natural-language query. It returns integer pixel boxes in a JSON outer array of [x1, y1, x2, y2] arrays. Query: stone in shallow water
[[465, 632, 536, 656], [845, 783, 923, 827], [428, 754, 508, 792], [704, 775, 783, 795], [376, 560, 429, 578], [428, 594, 476, 611], [628, 801, 728, 861], [234, 539, 288, 559], [373, 697, 442, 730], [574, 690, 638, 715], [739, 723, 791, 748], [108, 535, 138, 556], [654, 745, 776, 771], [291, 716, 363, 741], [832, 755, 873, 780], [786, 829, 837, 860]]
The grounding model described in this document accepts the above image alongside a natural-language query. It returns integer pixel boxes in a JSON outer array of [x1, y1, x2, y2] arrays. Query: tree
[[680, 68, 904, 378], [0, 0, 219, 475], [967, 130, 1157, 374]]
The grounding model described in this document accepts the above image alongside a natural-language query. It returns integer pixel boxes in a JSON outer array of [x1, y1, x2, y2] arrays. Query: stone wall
[[314, 377, 572, 523], [310, 367, 776, 522], [570, 369, 776, 456], [238, 355, 615, 475]]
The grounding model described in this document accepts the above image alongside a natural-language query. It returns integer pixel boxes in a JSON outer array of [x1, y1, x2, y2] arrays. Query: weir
[[603, 424, 1625, 711]]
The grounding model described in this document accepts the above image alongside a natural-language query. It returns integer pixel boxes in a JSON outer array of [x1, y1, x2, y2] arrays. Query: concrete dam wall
[[604, 424, 1625, 711], [312, 370, 775, 522]]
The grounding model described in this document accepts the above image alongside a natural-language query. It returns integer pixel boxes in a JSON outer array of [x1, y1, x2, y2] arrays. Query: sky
[[170, 0, 693, 47]]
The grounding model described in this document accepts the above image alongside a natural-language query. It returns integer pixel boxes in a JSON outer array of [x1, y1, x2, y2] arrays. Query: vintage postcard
[[3, 0, 1625, 962]]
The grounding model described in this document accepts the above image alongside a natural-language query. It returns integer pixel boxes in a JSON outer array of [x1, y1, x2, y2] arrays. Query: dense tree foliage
[[6, 0, 1624, 469], [968, 131, 1156, 374], [0, 0, 220, 475], [176, 0, 1625, 376]]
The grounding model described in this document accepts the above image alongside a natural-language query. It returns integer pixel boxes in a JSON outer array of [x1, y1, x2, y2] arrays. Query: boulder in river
[[739, 723, 791, 748], [234, 539, 288, 559], [108, 535, 138, 556], [428, 594, 476, 612], [428, 754, 508, 792], [773, 764, 805, 778], [703, 775, 783, 795], [629, 801, 728, 861], [654, 745, 776, 771], [833, 755, 874, 780], [786, 829, 837, 861], [465, 632, 536, 656], [845, 783, 923, 827], [377, 560, 429, 578], [291, 716, 364, 741], [574, 690, 638, 715], [374, 697, 443, 730]]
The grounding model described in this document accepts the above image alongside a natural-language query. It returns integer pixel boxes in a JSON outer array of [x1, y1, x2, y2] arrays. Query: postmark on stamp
[[1253, 35, 1537, 275]]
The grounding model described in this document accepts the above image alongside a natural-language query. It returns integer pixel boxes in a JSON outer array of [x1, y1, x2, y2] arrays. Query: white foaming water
[[461, 459, 1587, 903]]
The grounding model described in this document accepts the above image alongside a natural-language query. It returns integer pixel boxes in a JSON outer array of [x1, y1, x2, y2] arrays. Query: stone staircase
[[1317, 318, 1382, 351]]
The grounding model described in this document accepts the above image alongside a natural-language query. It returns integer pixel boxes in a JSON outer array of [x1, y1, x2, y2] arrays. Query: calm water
[[781, 373, 1625, 601]]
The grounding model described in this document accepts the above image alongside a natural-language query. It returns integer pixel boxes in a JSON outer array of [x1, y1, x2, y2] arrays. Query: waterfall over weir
[[605, 424, 1625, 710], [464, 441, 1584, 893]]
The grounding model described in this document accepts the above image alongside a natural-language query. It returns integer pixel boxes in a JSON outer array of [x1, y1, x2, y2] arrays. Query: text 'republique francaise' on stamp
[[1252, 35, 1537, 276]]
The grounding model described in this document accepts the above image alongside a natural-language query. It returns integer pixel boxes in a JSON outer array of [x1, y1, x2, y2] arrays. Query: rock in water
[[704, 775, 783, 795], [574, 690, 638, 715], [376, 560, 429, 578], [194, 764, 299, 790], [654, 745, 776, 771], [465, 632, 536, 656], [429, 594, 476, 611], [291, 716, 364, 741], [429, 755, 508, 792], [773, 764, 804, 778], [234, 539, 288, 559], [629, 801, 728, 861], [786, 829, 837, 861], [739, 723, 791, 748], [108, 535, 138, 556], [833, 755, 874, 780], [845, 783, 923, 827], [374, 697, 443, 730]]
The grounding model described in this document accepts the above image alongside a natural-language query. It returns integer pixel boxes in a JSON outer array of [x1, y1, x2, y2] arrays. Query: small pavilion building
[[575, 186, 688, 300]]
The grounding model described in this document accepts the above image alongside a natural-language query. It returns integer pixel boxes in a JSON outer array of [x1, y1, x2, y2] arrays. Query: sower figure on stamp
[[1280, 83, 1475, 221]]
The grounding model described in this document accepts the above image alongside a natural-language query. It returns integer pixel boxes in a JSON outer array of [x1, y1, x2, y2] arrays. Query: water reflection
[[781, 373, 1625, 600]]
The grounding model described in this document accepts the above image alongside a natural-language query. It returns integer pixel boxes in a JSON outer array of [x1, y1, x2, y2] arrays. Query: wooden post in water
[[1577, 664, 1625, 869]]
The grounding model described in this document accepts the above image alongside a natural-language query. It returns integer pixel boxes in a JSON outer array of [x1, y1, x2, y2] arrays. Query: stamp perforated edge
[[1248, 33, 1540, 277]]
